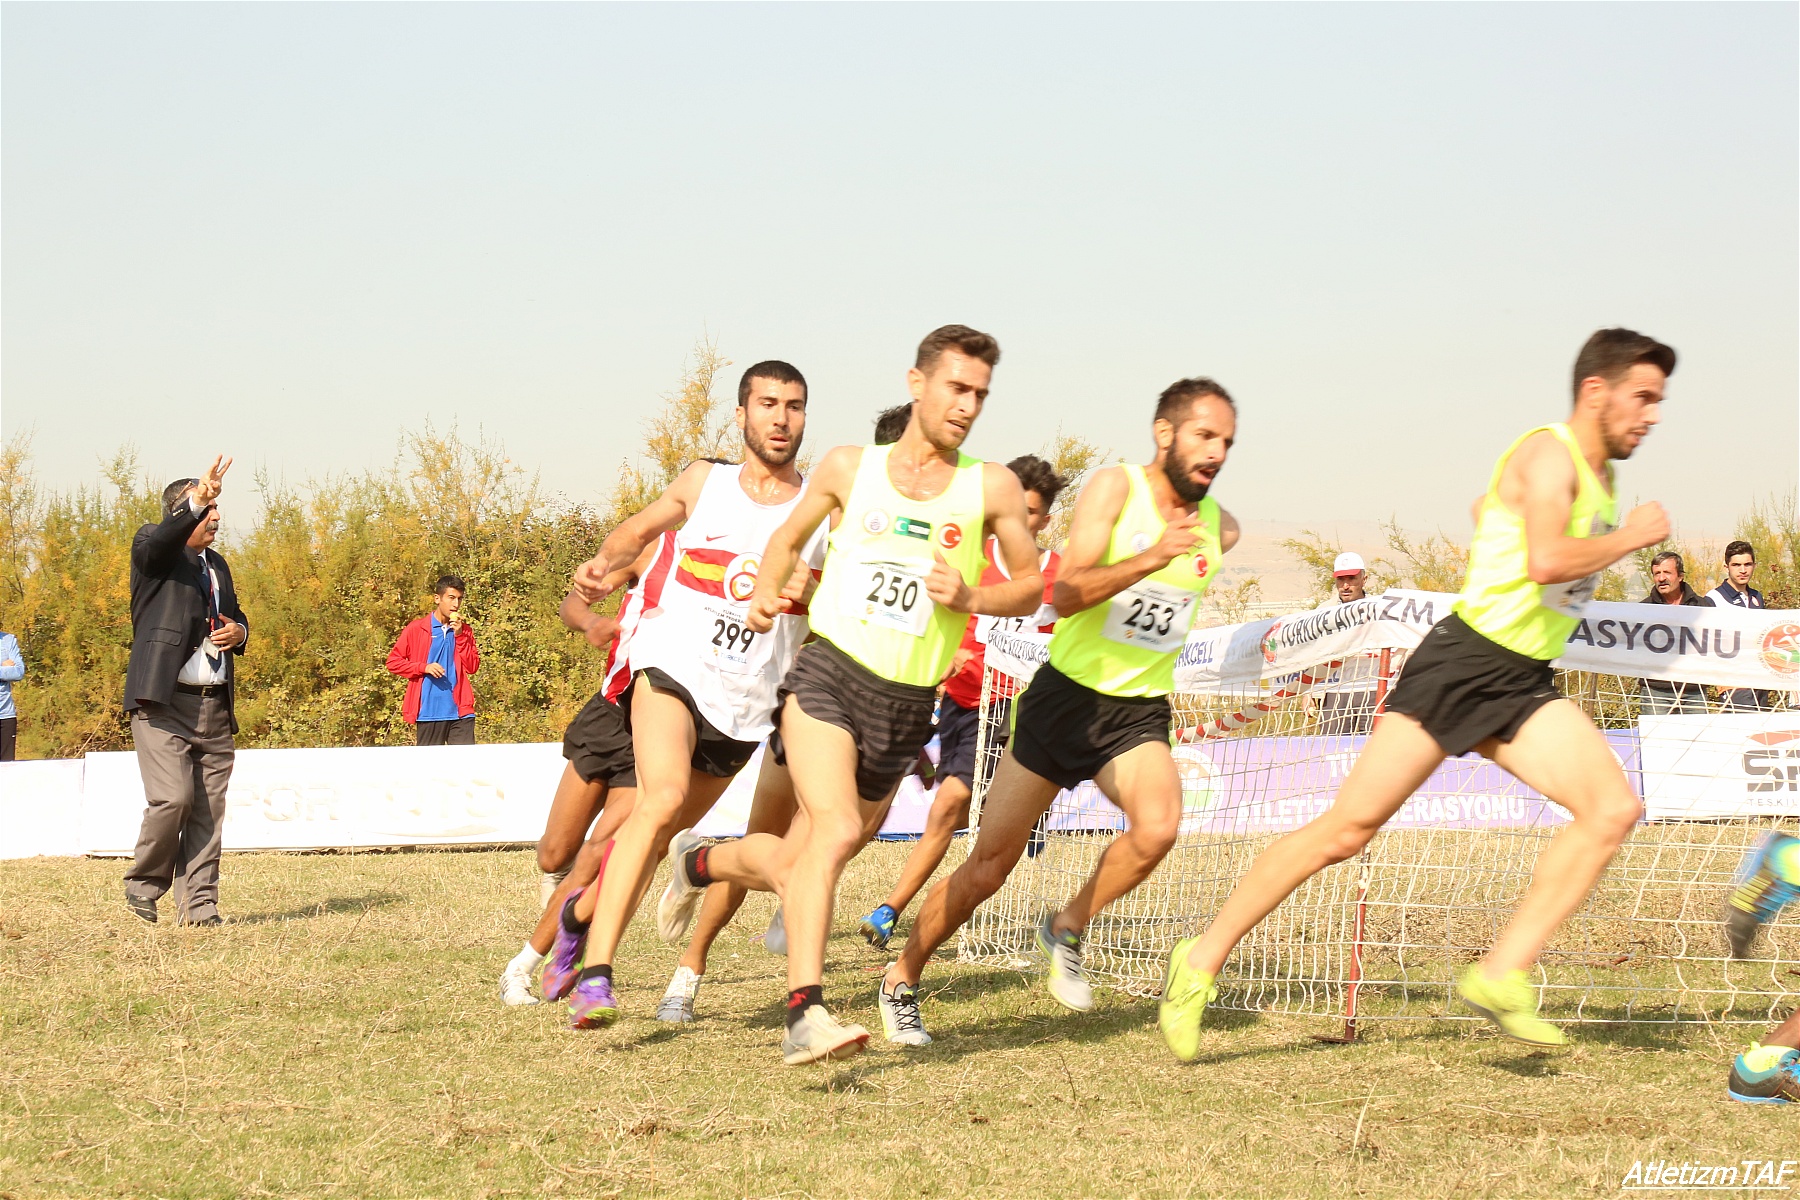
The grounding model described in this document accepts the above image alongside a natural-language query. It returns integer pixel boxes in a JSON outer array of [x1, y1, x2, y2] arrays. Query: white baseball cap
[[1333, 552, 1365, 577]]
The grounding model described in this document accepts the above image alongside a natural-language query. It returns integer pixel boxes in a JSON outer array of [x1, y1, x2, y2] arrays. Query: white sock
[[663, 964, 701, 998], [508, 943, 545, 975]]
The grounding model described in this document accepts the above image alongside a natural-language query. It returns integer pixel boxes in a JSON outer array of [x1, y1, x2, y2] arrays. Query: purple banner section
[[1038, 730, 1642, 835]]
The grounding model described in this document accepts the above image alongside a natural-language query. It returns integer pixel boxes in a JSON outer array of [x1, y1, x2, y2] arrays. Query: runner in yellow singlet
[[660, 325, 1046, 1065], [880, 377, 1242, 1046], [1160, 328, 1676, 1058]]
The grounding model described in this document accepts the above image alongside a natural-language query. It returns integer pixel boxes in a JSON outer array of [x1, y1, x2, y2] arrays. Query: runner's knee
[[1578, 788, 1642, 842], [1316, 820, 1376, 867]]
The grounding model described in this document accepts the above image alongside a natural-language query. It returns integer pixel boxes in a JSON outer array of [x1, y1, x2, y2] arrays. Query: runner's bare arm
[[573, 463, 710, 599], [931, 462, 1041, 617], [746, 446, 859, 633], [1506, 432, 1668, 584], [1052, 466, 1199, 616], [1219, 507, 1240, 553], [561, 538, 661, 632]]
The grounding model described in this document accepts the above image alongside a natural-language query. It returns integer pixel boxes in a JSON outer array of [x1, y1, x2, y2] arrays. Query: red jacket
[[386, 616, 480, 723]]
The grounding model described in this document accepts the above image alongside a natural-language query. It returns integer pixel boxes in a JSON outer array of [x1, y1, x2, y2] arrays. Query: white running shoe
[[655, 965, 701, 1023], [780, 1004, 871, 1065], [655, 829, 706, 945], [499, 962, 540, 1007], [763, 906, 788, 956], [877, 970, 932, 1046], [1037, 914, 1094, 1012]]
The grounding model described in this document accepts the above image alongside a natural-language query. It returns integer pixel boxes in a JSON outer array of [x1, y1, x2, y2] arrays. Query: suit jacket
[[125, 504, 250, 731]]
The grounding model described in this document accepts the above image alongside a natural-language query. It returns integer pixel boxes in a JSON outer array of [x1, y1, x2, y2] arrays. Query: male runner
[[561, 361, 825, 1029], [498, 537, 666, 1005], [879, 379, 1239, 1045], [647, 392, 946, 1018], [658, 324, 1044, 1064], [1161, 328, 1675, 1057], [860, 454, 1066, 949], [1723, 831, 1800, 1103]]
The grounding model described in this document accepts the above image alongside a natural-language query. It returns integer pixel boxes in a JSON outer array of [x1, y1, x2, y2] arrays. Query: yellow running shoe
[[1456, 965, 1567, 1047], [1158, 936, 1217, 1062]]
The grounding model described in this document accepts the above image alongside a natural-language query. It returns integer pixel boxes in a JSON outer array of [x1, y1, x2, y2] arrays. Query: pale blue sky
[[4, 3, 1795, 537]]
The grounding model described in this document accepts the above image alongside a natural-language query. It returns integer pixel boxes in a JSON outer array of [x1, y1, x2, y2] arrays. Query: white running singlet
[[601, 531, 671, 703], [624, 464, 827, 741]]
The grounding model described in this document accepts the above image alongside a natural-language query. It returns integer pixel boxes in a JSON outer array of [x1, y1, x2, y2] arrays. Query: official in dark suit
[[123, 457, 248, 925]]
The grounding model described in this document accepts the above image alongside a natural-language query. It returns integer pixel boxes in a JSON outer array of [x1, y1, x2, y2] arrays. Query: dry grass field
[[1, 844, 1793, 1199]]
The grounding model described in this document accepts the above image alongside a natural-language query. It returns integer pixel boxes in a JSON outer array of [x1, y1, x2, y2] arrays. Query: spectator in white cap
[[1333, 552, 1368, 603], [1318, 551, 1377, 735]]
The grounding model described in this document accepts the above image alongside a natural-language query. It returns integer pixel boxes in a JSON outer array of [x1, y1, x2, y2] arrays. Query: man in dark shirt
[[1708, 540, 1772, 711], [1640, 551, 1713, 715]]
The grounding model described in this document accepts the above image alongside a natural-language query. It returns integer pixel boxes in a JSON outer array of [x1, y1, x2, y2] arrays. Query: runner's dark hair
[[1571, 329, 1676, 400], [1006, 454, 1066, 508], [737, 360, 807, 407], [915, 325, 1000, 374], [873, 404, 912, 445], [1154, 377, 1235, 426]]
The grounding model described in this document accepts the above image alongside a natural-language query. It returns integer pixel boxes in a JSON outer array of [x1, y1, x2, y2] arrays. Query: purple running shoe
[[540, 895, 590, 1003], [568, 973, 619, 1030]]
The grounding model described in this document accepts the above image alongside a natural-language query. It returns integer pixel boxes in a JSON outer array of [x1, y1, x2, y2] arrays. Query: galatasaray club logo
[[1761, 622, 1800, 678], [936, 522, 963, 550], [862, 509, 890, 535], [726, 553, 761, 602], [1261, 619, 1284, 665]]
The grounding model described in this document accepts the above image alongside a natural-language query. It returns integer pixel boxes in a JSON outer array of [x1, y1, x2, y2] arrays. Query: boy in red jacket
[[386, 574, 481, 745]]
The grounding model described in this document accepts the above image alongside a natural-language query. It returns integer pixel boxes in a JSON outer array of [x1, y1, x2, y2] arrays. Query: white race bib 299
[[1101, 580, 1196, 653], [857, 562, 933, 637], [704, 604, 760, 674]]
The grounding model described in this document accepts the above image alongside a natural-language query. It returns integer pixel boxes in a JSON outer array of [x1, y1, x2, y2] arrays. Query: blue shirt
[[0, 632, 21, 720], [417, 616, 460, 722]]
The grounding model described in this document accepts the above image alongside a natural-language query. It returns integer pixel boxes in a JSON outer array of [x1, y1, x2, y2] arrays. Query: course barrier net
[[956, 592, 1800, 1030]]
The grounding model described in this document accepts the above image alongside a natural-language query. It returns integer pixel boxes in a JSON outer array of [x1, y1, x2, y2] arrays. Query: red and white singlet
[[600, 531, 673, 704], [623, 464, 827, 742]]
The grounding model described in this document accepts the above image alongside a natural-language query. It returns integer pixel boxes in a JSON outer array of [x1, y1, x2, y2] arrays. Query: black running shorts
[[562, 689, 637, 788], [771, 637, 937, 802], [1384, 611, 1562, 757], [622, 668, 760, 779], [934, 694, 982, 790], [1010, 662, 1173, 790]]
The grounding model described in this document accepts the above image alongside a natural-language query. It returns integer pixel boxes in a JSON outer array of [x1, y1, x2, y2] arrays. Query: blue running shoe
[[1725, 832, 1800, 959], [1727, 1043, 1800, 1104], [860, 904, 898, 949], [540, 895, 589, 1003], [568, 972, 619, 1030]]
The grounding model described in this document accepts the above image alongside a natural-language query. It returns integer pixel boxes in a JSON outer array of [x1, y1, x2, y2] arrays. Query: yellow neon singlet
[[1454, 423, 1618, 660], [1048, 464, 1221, 698], [808, 445, 988, 687]]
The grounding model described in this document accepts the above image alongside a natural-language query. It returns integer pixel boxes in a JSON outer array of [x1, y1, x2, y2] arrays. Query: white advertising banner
[[0, 759, 87, 859], [984, 591, 1800, 696], [79, 744, 566, 855], [1558, 602, 1800, 691], [1639, 714, 1800, 821]]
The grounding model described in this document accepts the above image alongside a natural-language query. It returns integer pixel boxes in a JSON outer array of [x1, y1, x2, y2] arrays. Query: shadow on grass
[[232, 892, 406, 925]]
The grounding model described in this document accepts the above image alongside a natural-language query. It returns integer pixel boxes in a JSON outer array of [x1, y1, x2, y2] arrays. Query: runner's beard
[[745, 426, 801, 468], [1165, 449, 1214, 504]]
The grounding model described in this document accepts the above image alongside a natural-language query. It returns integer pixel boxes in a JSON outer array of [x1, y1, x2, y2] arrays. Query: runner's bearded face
[[738, 379, 808, 468], [1593, 363, 1664, 462], [1157, 395, 1235, 504], [907, 351, 991, 453]]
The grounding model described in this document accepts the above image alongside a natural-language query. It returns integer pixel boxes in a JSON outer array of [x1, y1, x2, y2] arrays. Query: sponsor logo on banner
[[1261, 621, 1283, 665], [1745, 728, 1800, 793], [936, 522, 963, 550], [862, 509, 890, 535], [1761, 622, 1800, 677]]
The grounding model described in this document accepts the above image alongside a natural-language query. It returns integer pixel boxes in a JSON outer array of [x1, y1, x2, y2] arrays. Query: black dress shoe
[[125, 895, 158, 923]]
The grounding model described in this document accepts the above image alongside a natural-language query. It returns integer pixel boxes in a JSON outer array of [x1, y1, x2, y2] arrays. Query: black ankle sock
[[785, 984, 824, 1029], [576, 964, 612, 985], [561, 899, 589, 935], [685, 845, 713, 887]]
